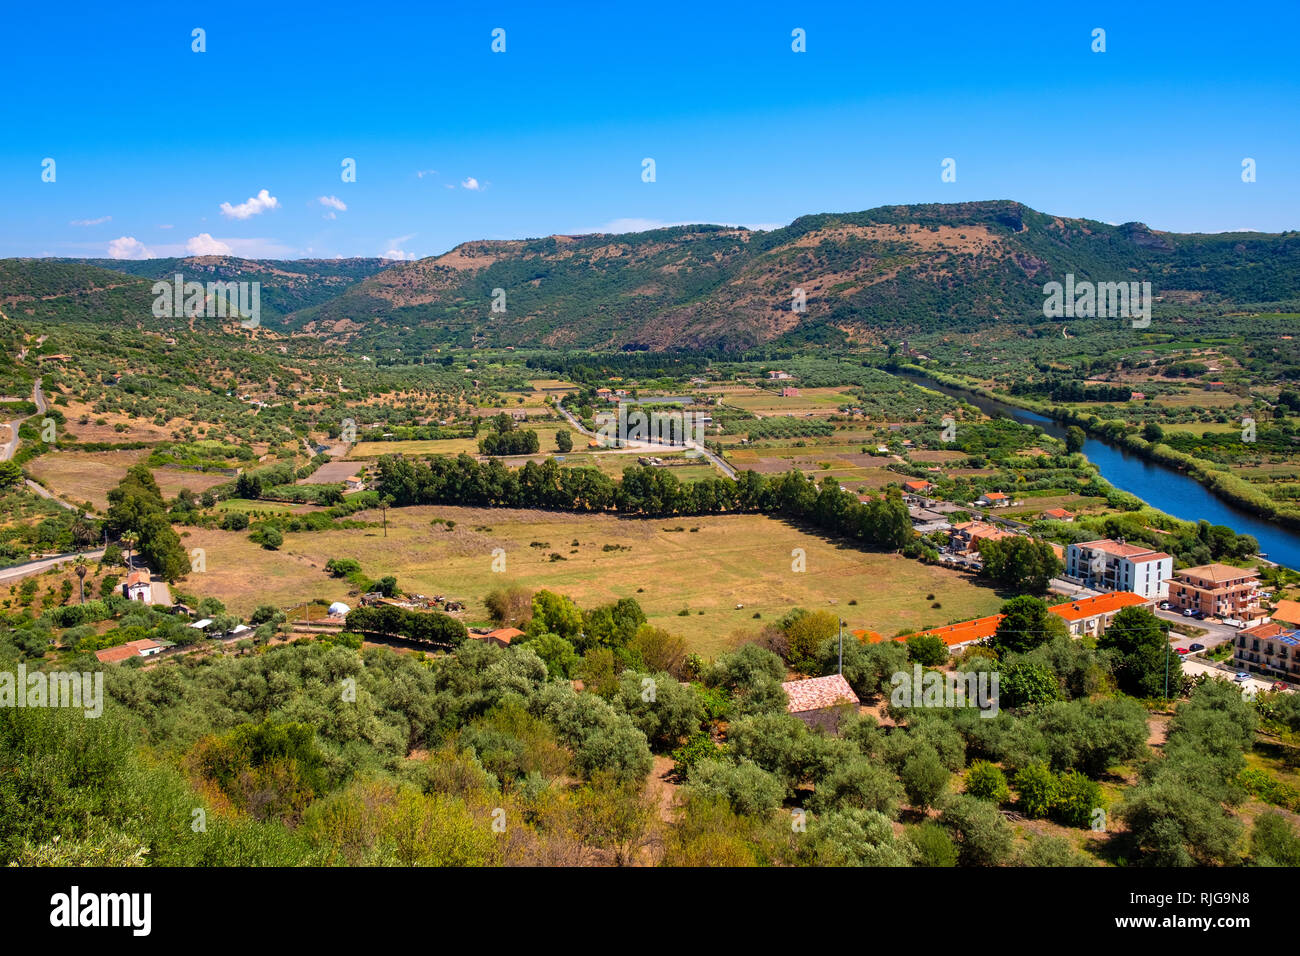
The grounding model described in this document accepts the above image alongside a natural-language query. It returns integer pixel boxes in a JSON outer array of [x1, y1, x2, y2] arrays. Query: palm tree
[[121, 531, 139, 570], [74, 557, 87, 604]]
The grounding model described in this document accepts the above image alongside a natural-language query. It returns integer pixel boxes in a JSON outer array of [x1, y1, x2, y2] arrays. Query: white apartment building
[[1065, 539, 1173, 601]]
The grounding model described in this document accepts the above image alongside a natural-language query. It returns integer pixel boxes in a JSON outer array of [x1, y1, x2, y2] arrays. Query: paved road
[[0, 547, 106, 584], [1, 382, 47, 462]]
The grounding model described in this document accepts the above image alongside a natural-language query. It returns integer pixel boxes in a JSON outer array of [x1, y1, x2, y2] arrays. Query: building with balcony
[[1065, 539, 1173, 601], [1166, 564, 1263, 621], [1233, 621, 1300, 682]]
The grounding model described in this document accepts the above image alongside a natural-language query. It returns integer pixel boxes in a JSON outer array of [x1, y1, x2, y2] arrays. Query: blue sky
[[2, 0, 1297, 261]]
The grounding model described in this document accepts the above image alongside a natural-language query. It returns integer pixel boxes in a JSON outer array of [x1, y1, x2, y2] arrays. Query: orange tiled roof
[[1272, 600, 1300, 626], [95, 645, 139, 663], [1048, 591, 1149, 621], [1242, 621, 1290, 640], [1174, 563, 1260, 585], [782, 674, 860, 713], [486, 627, 525, 643], [920, 614, 1005, 647]]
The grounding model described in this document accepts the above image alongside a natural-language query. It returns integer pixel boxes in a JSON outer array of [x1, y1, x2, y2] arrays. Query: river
[[896, 372, 1300, 570]]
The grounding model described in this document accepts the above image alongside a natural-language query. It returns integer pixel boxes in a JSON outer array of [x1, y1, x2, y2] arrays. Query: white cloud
[[70, 215, 111, 227], [415, 169, 438, 179], [318, 195, 347, 211], [382, 236, 417, 260], [219, 188, 280, 220], [460, 177, 484, 191], [107, 236, 152, 259], [186, 233, 233, 255]]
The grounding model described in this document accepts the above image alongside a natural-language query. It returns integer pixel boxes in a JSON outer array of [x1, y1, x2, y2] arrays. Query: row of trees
[[343, 604, 468, 647], [373, 454, 913, 550]]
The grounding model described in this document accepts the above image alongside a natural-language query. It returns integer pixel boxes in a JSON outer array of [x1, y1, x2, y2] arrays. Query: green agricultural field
[[179, 505, 1007, 657]]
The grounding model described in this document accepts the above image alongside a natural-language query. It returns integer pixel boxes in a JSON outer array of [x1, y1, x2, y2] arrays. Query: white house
[[122, 570, 151, 603], [1066, 539, 1174, 601]]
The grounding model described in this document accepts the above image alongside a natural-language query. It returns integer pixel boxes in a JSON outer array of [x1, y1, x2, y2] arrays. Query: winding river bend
[[895, 372, 1300, 571]]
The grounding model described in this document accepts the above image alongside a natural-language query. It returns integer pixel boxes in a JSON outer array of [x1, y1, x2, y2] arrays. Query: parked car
[[1175, 647, 1189, 655], [1188, 643, 1205, 652], [1233, 673, 1251, 682], [1159, 601, 1172, 610], [1182, 608, 1198, 617], [1277, 682, 1290, 691]]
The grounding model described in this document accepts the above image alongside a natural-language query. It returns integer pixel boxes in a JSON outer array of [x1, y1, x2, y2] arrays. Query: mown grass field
[[178, 505, 1008, 657], [28, 451, 229, 510], [722, 385, 857, 417]]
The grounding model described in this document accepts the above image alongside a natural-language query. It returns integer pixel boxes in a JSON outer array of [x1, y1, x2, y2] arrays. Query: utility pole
[[838, 618, 844, 676]]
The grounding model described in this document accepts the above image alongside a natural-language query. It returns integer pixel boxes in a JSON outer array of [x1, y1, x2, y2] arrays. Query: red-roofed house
[[1048, 591, 1154, 638], [976, 492, 1011, 508], [1040, 508, 1075, 522], [483, 627, 524, 648], [949, 521, 1016, 555], [95, 638, 165, 664], [903, 479, 936, 495], [122, 570, 151, 603], [916, 614, 1006, 650], [782, 674, 859, 732]]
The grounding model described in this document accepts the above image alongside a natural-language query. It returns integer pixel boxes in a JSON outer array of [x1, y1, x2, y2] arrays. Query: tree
[[1099, 606, 1179, 698], [809, 756, 904, 817], [629, 624, 687, 677], [1052, 770, 1105, 828], [810, 809, 917, 867], [258, 525, 284, 551], [785, 609, 839, 673], [978, 536, 1062, 594], [909, 821, 959, 866], [484, 584, 533, 628], [528, 632, 581, 679], [1000, 660, 1062, 708], [964, 760, 1009, 803], [685, 758, 784, 816], [900, 746, 950, 810], [1014, 762, 1059, 818], [939, 794, 1013, 866], [905, 633, 948, 666], [1121, 779, 1243, 866], [555, 428, 573, 453], [991, 596, 1066, 657], [1250, 812, 1300, 867], [1065, 426, 1086, 454]]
